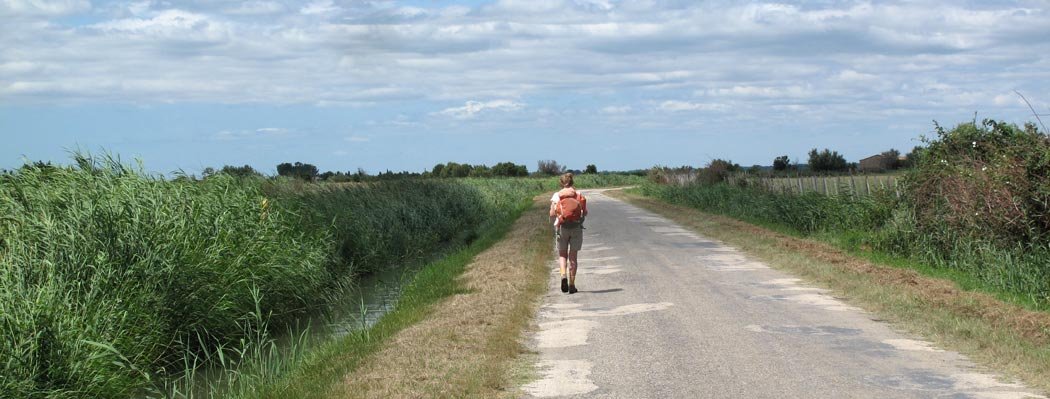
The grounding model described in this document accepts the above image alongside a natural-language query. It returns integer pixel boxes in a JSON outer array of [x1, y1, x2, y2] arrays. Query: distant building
[[859, 154, 906, 172]]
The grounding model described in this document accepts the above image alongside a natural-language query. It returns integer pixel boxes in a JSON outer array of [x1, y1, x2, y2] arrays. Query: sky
[[2, 0, 1049, 175]]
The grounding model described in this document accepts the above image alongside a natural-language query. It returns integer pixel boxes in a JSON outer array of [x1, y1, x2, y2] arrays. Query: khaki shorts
[[556, 225, 583, 252]]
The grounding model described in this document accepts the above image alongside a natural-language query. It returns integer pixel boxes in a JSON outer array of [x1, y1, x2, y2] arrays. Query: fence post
[[822, 176, 828, 195], [850, 174, 857, 198]]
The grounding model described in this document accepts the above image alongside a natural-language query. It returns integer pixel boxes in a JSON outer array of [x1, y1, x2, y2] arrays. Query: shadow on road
[[582, 288, 624, 294]]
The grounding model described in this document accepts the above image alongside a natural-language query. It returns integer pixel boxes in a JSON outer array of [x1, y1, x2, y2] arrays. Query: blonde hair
[[559, 172, 575, 187]]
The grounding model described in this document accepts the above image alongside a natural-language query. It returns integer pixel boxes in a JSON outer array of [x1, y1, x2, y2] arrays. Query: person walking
[[550, 172, 587, 294]]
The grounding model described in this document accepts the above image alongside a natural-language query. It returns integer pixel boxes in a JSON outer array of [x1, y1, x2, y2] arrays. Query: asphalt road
[[521, 190, 1045, 399]]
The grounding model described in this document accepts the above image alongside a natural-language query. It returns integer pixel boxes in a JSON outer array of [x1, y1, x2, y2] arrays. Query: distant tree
[[773, 155, 791, 171], [902, 145, 924, 168], [327, 171, 354, 182], [353, 168, 368, 182], [446, 162, 472, 177], [431, 163, 445, 177], [537, 160, 566, 176], [219, 164, 262, 178], [708, 159, 739, 173], [277, 162, 319, 181], [202, 167, 217, 178], [492, 162, 528, 177], [807, 148, 848, 172], [880, 149, 902, 170], [469, 164, 493, 177], [584, 164, 598, 174]]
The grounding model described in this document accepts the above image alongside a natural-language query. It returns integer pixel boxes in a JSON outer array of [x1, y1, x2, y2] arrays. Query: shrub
[[699, 159, 739, 185], [903, 119, 1050, 249]]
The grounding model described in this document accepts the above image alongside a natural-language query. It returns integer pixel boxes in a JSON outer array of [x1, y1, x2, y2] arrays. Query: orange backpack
[[556, 188, 587, 225]]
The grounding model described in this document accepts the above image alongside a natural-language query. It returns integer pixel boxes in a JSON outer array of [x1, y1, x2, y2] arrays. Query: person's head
[[559, 172, 575, 188]]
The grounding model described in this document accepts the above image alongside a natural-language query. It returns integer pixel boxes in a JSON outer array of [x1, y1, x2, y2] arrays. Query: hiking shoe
[[569, 285, 578, 294], [560, 277, 569, 293]]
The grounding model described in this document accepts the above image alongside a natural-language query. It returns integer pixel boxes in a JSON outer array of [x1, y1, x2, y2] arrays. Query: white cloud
[[1, 0, 89, 16], [126, 1, 151, 17], [601, 105, 632, 114], [659, 100, 727, 112], [225, 1, 284, 16], [832, 70, 879, 83], [0, 61, 39, 74], [89, 9, 227, 39], [212, 127, 291, 141], [345, 136, 369, 142], [703, 85, 810, 99], [300, 0, 339, 16], [436, 100, 524, 119]]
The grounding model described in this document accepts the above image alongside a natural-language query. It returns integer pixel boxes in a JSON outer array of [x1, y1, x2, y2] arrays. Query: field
[[0, 156, 642, 398]]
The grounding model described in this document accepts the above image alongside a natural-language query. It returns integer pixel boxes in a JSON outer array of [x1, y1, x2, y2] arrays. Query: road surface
[[522, 190, 1044, 399]]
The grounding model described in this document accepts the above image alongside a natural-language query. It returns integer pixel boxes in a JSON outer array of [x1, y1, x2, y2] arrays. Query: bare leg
[[568, 250, 578, 286], [558, 250, 568, 277]]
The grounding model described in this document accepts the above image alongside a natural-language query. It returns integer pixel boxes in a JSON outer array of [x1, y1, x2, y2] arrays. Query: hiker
[[550, 172, 587, 294]]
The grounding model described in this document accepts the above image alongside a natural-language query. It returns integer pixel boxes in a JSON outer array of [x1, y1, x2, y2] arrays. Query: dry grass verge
[[609, 190, 1050, 393], [329, 198, 551, 398]]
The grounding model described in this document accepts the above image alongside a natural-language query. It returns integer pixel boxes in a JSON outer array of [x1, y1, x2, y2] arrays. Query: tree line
[[194, 160, 601, 182], [767, 146, 922, 174]]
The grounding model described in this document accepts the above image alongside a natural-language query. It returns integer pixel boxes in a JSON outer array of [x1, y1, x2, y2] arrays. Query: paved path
[[522, 190, 1045, 399]]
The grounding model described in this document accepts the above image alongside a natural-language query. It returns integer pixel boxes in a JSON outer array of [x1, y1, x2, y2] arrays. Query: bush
[[698, 159, 739, 185], [904, 119, 1050, 249]]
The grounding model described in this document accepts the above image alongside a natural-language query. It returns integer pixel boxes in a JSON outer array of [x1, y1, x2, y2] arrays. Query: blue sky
[[2, 0, 1049, 175]]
